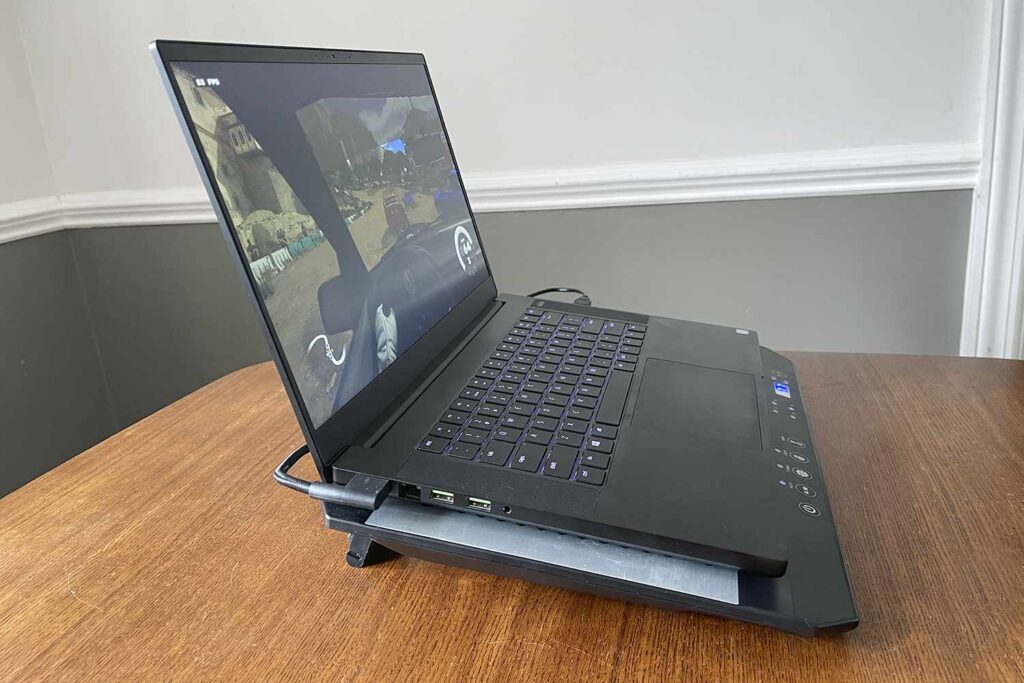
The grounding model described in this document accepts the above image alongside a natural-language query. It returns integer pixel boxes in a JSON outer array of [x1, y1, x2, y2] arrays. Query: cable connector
[[274, 444, 391, 510]]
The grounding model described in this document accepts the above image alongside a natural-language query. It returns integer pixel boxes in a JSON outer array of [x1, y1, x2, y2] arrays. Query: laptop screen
[[169, 59, 488, 428]]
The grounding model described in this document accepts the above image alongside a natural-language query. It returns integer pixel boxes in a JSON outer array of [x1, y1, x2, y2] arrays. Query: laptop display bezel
[[151, 40, 498, 476]]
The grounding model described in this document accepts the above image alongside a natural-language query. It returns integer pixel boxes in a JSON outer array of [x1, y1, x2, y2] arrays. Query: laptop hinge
[[359, 299, 504, 447]]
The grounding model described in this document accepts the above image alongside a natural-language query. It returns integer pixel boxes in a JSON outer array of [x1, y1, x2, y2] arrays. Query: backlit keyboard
[[416, 307, 646, 486]]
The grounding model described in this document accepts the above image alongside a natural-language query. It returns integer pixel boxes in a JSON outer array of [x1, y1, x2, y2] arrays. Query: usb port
[[429, 489, 455, 504], [467, 497, 491, 512]]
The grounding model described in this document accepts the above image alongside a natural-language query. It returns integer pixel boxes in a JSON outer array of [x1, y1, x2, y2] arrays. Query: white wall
[[0, 1, 54, 204], [11, 0, 990, 197]]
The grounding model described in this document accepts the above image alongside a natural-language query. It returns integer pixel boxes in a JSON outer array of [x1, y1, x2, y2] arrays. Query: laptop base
[[322, 498, 855, 637]]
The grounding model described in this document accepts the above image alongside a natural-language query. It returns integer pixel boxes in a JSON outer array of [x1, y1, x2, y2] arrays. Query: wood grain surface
[[1, 354, 1022, 681]]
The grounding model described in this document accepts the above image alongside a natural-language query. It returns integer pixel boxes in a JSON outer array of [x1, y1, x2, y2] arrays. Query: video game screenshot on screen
[[171, 60, 487, 427]]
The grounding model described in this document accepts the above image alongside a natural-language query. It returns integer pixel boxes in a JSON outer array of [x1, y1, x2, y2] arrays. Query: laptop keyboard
[[416, 307, 646, 486]]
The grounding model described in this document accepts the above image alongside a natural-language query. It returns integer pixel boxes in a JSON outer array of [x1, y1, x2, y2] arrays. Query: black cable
[[274, 444, 391, 509], [527, 287, 592, 306]]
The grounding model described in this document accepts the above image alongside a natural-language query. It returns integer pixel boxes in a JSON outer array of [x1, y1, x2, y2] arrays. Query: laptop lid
[[151, 41, 497, 475]]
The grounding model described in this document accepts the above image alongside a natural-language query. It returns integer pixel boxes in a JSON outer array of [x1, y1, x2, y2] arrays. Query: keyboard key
[[470, 416, 496, 430], [554, 331, 575, 341], [451, 399, 477, 411], [591, 424, 618, 439], [529, 371, 553, 383], [510, 403, 534, 416], [441, 410, 469, 425], [542, 445, 577, 479], [556, 431, 583, 448], [621, 337, 642, 349], [616, 352, 639, 364], [614, 361, 636, 372], [448, 442, 477, 459], [576, 466, 606, 485], [469, 377, 491, 389], [562, 419, 587, 433], [485, 359, 505, 370], [580, 317, 605, 335], [565, 355, 588, 366], [418, 436, 448, 453], [514, 321, 533, 330], [509, 362, 531, 374], [585, 437, 614, 454], [540, 311, 564, 325], [496, 382, 519, 394], [459, 429, 487, 445], [498, 343, 518, 353], [511, 444, 545, 472], [544, 345, 566, 356], [577, 385, 600, 398], [602, 320, 624, 336], [523, 382, 546, 394], [516, 391, 541, 405], [585, 366, 609, 378], [590, 358, 612, 369], [582, 375, 605, 388], [544, 393, 569, 407], [502, 371, 525, 384], [479, 441, 513, 466], [593, 349, 615, 361], [564, 315, 583, 325], [486, 392, 512, 406], [521, 315, 540, 324], [503, 335, 523, 345], [568, 406, 593, 420], [532, 417, 558, 432], [491, 350, 512, 361], [573, 395, 598, 409], [596, 370, 631, 426], [537, 404, 563, 418], [524, 338, 545, 348], [549, 383, 573, 396], [502, 414, 528, 429], [493, 427, 522, 443], [627, 323, 647, 332], [581, 451, 610, 469], [534, 362, 558, 374], [460, 388, 484, 401], [430, 424, 457, 438], [540, 354, 562, 365], [578, 332, 598, 342], [536, 323, 556, 334], [525, 308, 543, 316], [477, 367, 500, 379], [556, 373, 579, 384], [477, 404, 502, 417], [624, 330, 645, 340], [525, 430, 551, 445]]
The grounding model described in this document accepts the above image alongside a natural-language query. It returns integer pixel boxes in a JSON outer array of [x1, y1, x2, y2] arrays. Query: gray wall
[[70, 224, 269, 428], [0, 232, 116, 496], [0, 190, 970, 496], [480, 191, 971, 354]]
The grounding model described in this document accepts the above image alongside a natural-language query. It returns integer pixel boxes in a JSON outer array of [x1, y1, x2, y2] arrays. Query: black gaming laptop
[[152, 40, 857, 635]]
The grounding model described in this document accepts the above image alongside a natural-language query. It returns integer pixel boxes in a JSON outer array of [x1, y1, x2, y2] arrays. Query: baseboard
[[0, 143, 980, 245]]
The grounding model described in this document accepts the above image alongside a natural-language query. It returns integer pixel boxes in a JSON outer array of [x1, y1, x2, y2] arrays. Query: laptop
[[151, 40, 856, 635]]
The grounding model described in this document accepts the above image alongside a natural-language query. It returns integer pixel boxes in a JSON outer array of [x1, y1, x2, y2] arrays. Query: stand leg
[[346, 533, 397, 568]]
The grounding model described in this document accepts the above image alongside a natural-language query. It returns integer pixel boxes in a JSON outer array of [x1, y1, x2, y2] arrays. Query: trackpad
[[632, 359, 761, 450]]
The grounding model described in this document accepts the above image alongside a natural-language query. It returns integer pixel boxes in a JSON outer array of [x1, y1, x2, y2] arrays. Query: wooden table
[[2, 354, 1022, 681]]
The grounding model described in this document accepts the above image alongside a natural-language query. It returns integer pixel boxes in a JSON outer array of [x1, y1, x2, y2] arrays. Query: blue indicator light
[[773, 382, 791, 398]]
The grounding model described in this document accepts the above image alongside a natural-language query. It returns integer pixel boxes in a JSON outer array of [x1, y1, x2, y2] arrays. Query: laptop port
[[398, 483, 421, 501], [429, 489, 455, 504], [467, 497, 491, 512]]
